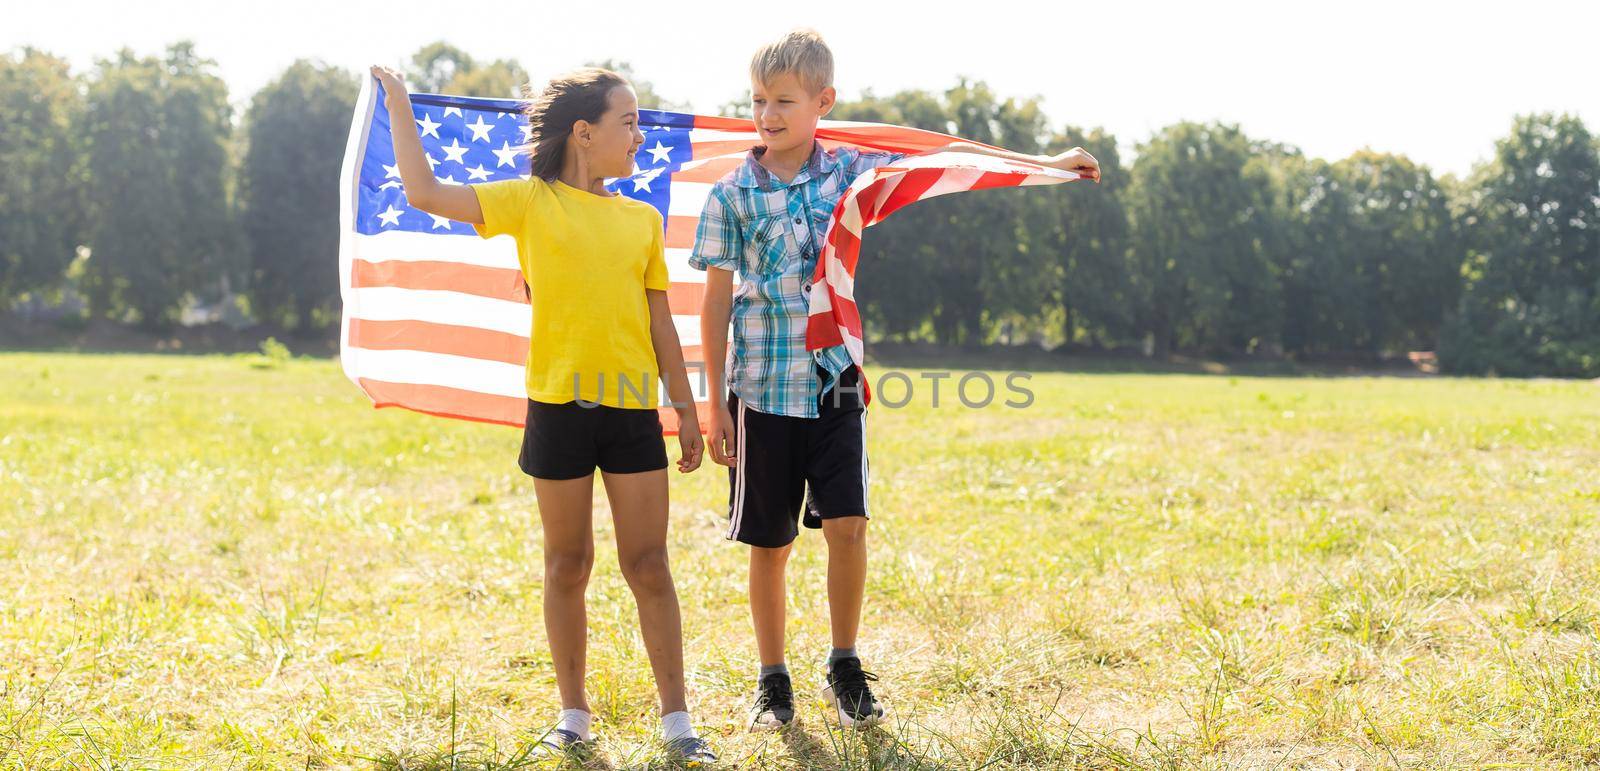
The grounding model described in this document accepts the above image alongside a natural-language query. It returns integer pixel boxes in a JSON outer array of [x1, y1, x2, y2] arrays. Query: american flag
[[338, 76, 1079, 433]]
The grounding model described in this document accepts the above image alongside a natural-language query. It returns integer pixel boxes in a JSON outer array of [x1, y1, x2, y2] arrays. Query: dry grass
[[2, 353, 1598, 769]]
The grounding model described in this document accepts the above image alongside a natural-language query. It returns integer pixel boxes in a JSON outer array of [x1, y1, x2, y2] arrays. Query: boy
[[691, 29, 1099, 730]]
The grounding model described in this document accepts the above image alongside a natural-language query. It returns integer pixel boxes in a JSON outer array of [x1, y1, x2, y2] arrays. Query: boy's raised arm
[[370, 66, 486, 225], [916, 141, 1102, 182]]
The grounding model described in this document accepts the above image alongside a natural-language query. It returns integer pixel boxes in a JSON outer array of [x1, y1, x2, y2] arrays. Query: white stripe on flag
[[666, 183, 713, 217], [348, 287, 530, 336], [346, 348, 528, 399], [351, 230, 520, 269]]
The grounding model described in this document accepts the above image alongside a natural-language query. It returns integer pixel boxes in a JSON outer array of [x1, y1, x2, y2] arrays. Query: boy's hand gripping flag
[[338, 77, 1084, 433]]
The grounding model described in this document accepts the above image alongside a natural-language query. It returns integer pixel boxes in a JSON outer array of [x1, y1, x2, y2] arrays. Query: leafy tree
[[407, 42, 528, 98], [240, 60, 358, 332], [1126, 122, 1280, 354], [83, 43, 233, 327], [1332, 151, 1459, 352], [1442, 113, 1600, 376], [0, 48, 87, 306], [1042, 126, 1131, 348]]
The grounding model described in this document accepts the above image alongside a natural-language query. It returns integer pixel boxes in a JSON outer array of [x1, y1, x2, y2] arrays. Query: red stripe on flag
[[354, 258, 704, 314], [665, 282, 704, 315], [352, 259, 524, 303], [349, 318, 528, 366], [358, 382, 711, 436], [879, 169, 946, 221], [359, 377, 528, 427], [666, 215, 699, 249], [693, 115, 757, 131], [970, 171, 1031, 192], [657, 400, 713, 436], [689, 114, 990, 156], [349, 318, 708, 368]]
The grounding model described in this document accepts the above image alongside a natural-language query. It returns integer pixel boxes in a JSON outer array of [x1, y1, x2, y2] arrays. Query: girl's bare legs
[[532, 475, 598, 713], [600, 468, 688, 714]]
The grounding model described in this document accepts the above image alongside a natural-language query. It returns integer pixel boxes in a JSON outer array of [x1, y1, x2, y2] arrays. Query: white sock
[[556, 708, 592, 742], [661, 710, 696, 742]]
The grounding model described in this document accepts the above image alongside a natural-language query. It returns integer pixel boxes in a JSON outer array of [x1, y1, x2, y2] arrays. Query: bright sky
[[11, 0, 1597, 177]]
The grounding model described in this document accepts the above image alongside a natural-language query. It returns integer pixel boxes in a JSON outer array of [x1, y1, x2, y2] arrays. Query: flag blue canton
[[356, 89, 695, 236]]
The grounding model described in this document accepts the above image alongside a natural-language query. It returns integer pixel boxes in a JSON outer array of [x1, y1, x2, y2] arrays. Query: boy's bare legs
[[819, 515, 883, 727], [600, 468, 688, 715], [820, 516, 868, 649], [749, 543, 793, 666]]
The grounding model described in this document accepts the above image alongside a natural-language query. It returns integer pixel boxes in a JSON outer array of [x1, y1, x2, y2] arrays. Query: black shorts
[[519, 400, 668, 480], [725, 366, 870, 548]]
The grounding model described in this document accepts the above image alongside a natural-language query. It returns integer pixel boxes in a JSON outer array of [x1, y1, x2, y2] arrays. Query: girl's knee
[[545, 550, 594, 591], [620, 547, 674, 594]]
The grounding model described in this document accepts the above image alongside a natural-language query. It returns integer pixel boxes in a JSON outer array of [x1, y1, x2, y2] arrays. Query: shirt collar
[[733, 141, 837, 190]]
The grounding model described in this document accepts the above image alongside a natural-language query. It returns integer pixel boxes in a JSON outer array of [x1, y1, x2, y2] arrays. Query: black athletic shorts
[[519, 400, 668, 480], [724, 365, 870, 548]]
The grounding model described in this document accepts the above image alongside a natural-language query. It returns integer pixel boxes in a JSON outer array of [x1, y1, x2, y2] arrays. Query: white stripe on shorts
[[860, 411, 870, 515], [726, 399, 748, 540]]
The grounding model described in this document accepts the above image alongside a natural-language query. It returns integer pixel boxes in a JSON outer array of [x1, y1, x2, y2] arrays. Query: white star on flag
[[379, 180, 402, 190], [466, 115, 494, 142], [492, 141, 520, 168], [631, 166, 665, 193], [443, 106, 463, 118], [519, 124, 533, 142], [436, 174, 463, 186], [465, 164, 492, 181], [646, 141, 673, 165], [376, 205, 403, 226], [429, 213, 453, 229], [440, 139, 469, 164], [415, 113, 442, 139], [425, 153, 440, 170], [383, 162, 402, 179]]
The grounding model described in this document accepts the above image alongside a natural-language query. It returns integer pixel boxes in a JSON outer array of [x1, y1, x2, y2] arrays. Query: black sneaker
[[750, 671, 796, 731], [822, 656, 885, 728], [665, 735, 718, 767]]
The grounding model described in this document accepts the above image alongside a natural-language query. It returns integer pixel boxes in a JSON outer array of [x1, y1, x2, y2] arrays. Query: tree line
[[2, 43, 1595, 376]]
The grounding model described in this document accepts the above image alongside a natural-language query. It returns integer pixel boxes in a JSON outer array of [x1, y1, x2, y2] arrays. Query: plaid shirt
[[690, 142, 904, 418]]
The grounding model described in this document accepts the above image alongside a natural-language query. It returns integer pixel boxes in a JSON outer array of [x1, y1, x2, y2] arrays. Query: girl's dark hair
[[522, 68, 630, 181]]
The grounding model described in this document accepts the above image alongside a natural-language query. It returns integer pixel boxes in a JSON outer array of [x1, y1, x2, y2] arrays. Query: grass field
[[3, 352, 1599, 769]]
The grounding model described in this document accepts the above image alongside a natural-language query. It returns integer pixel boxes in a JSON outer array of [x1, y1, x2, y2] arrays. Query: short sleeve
[[688, 184, 742, 271], [844, 150, 907, 185], [644, 211, 669, 291], [471, 177, 538, 239]]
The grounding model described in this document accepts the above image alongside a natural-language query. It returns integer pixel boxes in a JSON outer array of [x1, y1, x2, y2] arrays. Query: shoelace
[[828, 661, 880, 703], [758, 674, 794, 710]]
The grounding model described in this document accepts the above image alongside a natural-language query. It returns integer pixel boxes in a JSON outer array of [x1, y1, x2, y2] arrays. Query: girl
[[369, 64, 715, 765]]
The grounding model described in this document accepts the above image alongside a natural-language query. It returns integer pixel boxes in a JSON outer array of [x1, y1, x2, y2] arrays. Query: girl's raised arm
[[371, 66, 486, 225]]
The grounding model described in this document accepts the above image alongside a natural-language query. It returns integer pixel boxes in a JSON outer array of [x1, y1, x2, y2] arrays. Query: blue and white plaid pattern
[[690, 143, 903, 418]]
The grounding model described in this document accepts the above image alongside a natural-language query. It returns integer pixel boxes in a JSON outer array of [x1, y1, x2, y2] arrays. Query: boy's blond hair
[[750, 28, 834, 94]]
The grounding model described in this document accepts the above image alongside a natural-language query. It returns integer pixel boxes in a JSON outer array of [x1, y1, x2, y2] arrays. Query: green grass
[[2, 352, 1599, 769]]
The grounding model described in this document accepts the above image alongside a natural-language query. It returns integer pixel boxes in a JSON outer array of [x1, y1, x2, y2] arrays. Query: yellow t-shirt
[[472, 177, 669, 409]]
